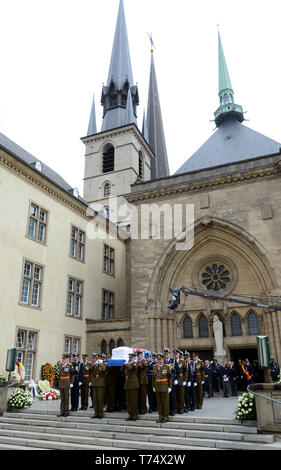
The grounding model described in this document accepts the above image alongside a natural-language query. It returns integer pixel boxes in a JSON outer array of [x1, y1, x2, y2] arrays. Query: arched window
[[198, 314, 209, 338], [117, 338, 124, 347], [183, 316, 193, 338], [231, 312, 242, 336], [101, 339, 107, 355], [109, 339, 115, 353], [103, 145, 115, 173], [104, 183, 111, 197], [247, 310, 260, 335]]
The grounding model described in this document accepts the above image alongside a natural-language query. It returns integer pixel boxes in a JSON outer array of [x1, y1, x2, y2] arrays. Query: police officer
[[121, 352, 140, 421], [137, 351, 148, 415], [164, 347, 178, 416], [90, 354, 107, 419], [193, 352, 205, 409], [185, 352, 196, 411], [269, 358, 280, 382], [57, 354, 74, 417], [153, 353, 172, 423], [147, 352, 157, 413], [79, 353, 92, 410], [173, 349, 187, 414], [70, 353, 80, 411]]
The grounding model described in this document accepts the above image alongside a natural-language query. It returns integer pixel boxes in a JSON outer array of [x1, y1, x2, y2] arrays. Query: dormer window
[[35, 161, 42, 172], [73, 188, 79, 198]]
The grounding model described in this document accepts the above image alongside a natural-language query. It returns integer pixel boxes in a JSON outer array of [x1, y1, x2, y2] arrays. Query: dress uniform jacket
[[194, 359, 205, 409], [71, 359, 80, 411], [58, 362, 74, 415], [164, 358, 179, 415], [138, 359, 149, 413], [185, 361, 196, 411], [153, 363, 172, 421], [90, 362, 107, 417], [175, 358, 187, 413], [121, 361, 140, 420], [79, 360, 92, 409]]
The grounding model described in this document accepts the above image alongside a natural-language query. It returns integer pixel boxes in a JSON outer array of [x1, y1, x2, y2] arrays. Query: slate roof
[[175, 118, 281, 174]]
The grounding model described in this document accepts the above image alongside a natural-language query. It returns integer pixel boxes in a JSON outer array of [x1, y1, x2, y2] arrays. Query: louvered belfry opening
[[103, 145, 115, 173]]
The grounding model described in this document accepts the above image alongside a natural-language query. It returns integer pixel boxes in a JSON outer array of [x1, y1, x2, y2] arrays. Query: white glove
[[183, 382, 186, 386], [153, 388, 155, 393], [89, 382, 92, 386], [79, 382, 82, 386], [168, 388, 171, 393], [70, 384, 73, 388], [96, 359, 103, 364], [201, 381, 205, 385], [174, 380, 178, 385], [194, 382, 197, 387], [187, 381, 191, 387]]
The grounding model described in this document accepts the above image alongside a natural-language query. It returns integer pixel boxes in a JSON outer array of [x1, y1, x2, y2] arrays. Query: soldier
[[137, 351, 148, 415], [228, 360, 238, 396], [220, 361, 230, 397], [164, 347, 178, 416], [57, 354, 74, 417], [121, 352, 140, 421], [89, 352, 97, 408], [70, 353, 80, 411], [193, 352, 205, 409], [152, 353, 172, 423], [269, 358, 280, 382], [79, 353, 92, 410], [173, 349, 187, 414], [184, 352, 196, 412], [105, 353, 116, 412], [204, 360, 214, 398], [147, 352, 157, 413], [90, 354, 107, 419]]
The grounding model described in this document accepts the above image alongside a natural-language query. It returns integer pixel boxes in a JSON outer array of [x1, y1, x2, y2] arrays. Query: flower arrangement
[[53, 361, 60, 381], [41, 363, 55, 388], [7, 388, 33, 410], [234, 392, 256, 422], [38, 389, 60, 401], [0, 373, 7, 382]]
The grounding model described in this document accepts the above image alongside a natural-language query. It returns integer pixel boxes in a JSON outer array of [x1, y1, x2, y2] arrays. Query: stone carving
[[212, 315, 226, 356]]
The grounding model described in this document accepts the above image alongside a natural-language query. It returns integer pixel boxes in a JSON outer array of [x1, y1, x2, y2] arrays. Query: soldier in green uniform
[[137, 351, 149, 415], [173, 349, 187, 414], [105, 353, 116, 412], [152, 353, 172, 423], [121, 352, 139, 421], [57, 354, 74, 417], [79, 353, 92, 410], [90, 354, 107, 419], [193, 352, 205, 409]]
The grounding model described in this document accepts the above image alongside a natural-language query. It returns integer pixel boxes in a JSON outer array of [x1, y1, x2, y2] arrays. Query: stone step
[[0, 442, 45, 450], [0, 417, 275, 444]]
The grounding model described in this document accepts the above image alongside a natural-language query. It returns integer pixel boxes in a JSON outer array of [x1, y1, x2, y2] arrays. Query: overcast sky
[[0, 0, 281, 194]]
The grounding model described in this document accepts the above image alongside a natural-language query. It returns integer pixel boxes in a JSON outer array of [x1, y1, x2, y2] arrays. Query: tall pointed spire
[[146, 49, 170, 179], [214, 30, 244, 127], [87, 95, 97, 136], [101, 0, 138, 132]]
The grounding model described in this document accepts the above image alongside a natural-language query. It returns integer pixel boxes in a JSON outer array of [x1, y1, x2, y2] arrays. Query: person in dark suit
[[269, 358, 280, 382], [70, 353, 80, 411], [204, 360, 214, 398], [211, 359, 221, 392], [184, 352, 196, 412], [228, 361, 238, 396], [220, 361, 229, 397]]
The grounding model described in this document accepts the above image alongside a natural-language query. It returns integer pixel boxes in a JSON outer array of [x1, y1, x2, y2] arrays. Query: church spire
[[214, 30, 244, 127], [87, 95, 97, 136], [101, 0, 138, 132], [146, 49, 170, 179]]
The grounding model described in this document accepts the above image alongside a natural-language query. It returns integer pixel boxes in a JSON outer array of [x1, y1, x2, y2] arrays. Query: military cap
[[107, 353, 112, 358], [82, 353, 89, 358], [152, 352, 157, 357], [173, 349, 180, 354], [72, 353, 79, 358], [129, 352, 137, 357], [92, 352, 97, 357], [184, 351, 190, 358], [163, 347, 170, 354], [145, 352, 151, 357], [96, 354, 102, 359], [157, 352, 164, 359], [62, 353, 70, 359], [192, 352, 199, 357]]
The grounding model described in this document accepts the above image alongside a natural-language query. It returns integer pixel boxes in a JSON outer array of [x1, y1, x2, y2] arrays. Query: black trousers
[[147, 375, 157, 411], [169, 383, 176, 415], [222, 379, 229, 397], [70, 379, 80, 410], [185, 385, 195, 410], [205, 376, 213, 397], [229, 377, 238, 396]]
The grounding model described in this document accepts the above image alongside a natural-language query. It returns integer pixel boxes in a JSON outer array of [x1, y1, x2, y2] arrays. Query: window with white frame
[[20, 260, 43, 308], [27, 202, 48, 244], [67, 277, 83, 318], [102, 289, 115, 320], [70, 226, 85, 262], [15, 328, 38, 380], [103, 244, 115, 276], [64, 336, 81, 355]]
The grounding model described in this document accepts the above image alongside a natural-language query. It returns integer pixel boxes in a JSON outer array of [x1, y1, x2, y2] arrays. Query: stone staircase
[[0, 410, 280, 450]]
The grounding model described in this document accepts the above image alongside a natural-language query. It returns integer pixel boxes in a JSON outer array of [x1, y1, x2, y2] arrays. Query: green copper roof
[[218, 31, 233, 94]]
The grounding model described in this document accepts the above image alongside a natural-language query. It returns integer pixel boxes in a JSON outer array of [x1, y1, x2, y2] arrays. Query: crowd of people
[[56, 349, 280, 423]]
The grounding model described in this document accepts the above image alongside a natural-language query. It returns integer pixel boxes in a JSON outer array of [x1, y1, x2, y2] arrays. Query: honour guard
[[147, 352, 157, 413], [193, 352, 205, 409], [90, 354, 107, 419], [79, 353, 92, 410], [121, 352, 140, 421], [174, 349, 187, 414], [153, 353, 172, 423], [70, 353, 80, 411], [57, 354, 74, 417], [137, 351, 148, 415], [105, 353, 116, 412], [164, 348, 178, 416], [184, 352, 196, 412]]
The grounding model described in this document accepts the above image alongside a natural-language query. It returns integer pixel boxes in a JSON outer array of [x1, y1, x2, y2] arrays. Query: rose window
[[201, 264, 231, 291]]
